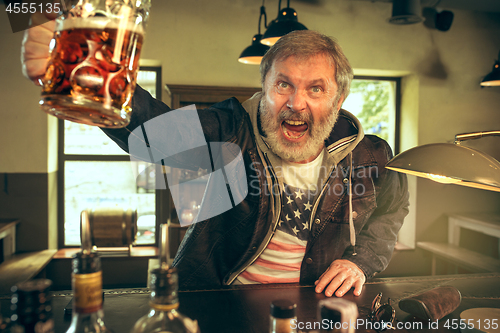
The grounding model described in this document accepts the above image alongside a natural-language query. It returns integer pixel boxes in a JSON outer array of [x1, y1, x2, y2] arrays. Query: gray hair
[[260, 30, 353, 102]]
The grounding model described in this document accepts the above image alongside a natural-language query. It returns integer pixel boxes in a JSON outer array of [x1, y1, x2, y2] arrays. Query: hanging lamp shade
[[386, 131, 500, 192], [388, 0, 423, 25], [238, 4, 270, 65], [261, 7, 307, 46], [481, 52, 500, 87], [238, 34, 270, 65]]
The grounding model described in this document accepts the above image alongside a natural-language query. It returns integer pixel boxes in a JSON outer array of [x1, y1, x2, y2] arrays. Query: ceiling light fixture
[[388, 0, 424, 25], [386, 131, 500, 192], [481, 50, 500, 87], [238, 2, 271, 65], [261, 0, 307, 46], [422, 7, 454, 32]]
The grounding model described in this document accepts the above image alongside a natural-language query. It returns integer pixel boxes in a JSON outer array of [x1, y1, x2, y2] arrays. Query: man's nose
[[287, 90, 307, 112]]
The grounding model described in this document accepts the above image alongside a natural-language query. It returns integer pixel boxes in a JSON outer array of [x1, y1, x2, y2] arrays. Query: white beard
[[259, 96, 340, 163]]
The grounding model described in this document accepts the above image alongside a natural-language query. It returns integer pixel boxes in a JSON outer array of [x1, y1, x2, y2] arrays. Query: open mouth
[[281, 119, 309, 140]]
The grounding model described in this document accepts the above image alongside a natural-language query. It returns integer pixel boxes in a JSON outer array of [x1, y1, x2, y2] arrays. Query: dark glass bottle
[[65, 252, 113, 333], [317, 299, 357, 333], [269, 299, 297, 333], [10, 279, 54, 333], [130, 266, 199, 332], [131, 223, 200, 333]]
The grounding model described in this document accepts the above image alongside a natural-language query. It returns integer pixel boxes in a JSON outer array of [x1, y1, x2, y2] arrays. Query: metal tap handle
[[80, 210, 92, 255], [159, 222, 170, 270], [455, 130, 500, 144]]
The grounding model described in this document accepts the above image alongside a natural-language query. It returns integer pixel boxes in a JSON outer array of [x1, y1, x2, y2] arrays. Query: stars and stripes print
[[237, 183, 314, 284]]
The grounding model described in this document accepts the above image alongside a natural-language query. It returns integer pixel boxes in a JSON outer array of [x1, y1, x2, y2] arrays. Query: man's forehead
[[274, 53, 334, 68], [268, 54, 336, 80]]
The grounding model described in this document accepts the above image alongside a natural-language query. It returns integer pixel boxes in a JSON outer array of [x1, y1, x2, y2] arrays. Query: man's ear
[[336, 94, 345, 111]]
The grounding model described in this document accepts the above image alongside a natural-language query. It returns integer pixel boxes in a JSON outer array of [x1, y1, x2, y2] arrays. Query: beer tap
[[80, 210, 92, 255], [159, 222, 170, 270]]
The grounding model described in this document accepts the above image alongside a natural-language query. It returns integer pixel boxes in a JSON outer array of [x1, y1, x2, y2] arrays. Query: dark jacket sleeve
[[102, 85, 248, 170], [342, 139, 410, 278], [101, 85, 173, 153]]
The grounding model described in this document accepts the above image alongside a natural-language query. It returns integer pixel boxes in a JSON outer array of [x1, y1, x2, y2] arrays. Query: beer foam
[[56, 17, 144, 35]]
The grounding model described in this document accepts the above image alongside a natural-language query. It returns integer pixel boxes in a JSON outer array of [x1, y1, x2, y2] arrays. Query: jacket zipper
[[225, 152, 282, 285], [308, 164, 337, 229]]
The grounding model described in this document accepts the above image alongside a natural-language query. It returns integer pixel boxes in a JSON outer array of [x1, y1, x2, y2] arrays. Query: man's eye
[[311, 86, 322, 93], [276, 82, 292, 94]]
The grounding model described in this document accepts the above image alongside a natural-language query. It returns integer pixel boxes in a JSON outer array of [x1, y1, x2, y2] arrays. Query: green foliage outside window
[[349, 80, 392, 143]]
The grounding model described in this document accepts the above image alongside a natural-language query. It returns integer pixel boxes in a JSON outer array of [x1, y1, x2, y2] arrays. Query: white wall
[[0, 0, 499, 271], [0, 11, 58, 173]]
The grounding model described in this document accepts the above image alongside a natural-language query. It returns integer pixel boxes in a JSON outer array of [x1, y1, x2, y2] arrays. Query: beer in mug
[[40, 1, 150, 128]]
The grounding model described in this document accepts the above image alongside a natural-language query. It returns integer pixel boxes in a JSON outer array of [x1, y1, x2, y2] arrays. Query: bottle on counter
[[130, 266, 200, 333], [317, 298, 358, 333], [0, 301, 12, 332], [130, 223, 200, 333], [65, 211, 113, 333], [9, 279, 54, 333], [269, 299, 297, 333]]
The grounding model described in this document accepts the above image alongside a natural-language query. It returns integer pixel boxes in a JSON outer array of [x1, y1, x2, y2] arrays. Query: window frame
[[352, 75, 402, 155], [57, 66, 163, 249]]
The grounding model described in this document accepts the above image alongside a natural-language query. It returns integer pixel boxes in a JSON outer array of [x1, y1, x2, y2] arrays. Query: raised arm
[[21, 14, 248, 166]]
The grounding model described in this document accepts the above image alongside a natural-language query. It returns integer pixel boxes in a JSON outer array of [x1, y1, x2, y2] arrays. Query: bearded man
[[22, 26, 409, 297]]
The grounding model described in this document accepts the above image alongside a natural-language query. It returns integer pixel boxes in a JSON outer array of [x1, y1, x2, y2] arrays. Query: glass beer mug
[[40, 0, 151, 128]]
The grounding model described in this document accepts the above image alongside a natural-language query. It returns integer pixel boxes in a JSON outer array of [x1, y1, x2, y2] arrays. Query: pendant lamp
[[261, 0, 307, 46], [386, 131, 500, 192], [388, 0, 423, 25], [238, 4, 270, 65], [481, 50, 500, 87]]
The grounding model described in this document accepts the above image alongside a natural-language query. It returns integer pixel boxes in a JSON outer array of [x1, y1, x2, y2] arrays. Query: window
[[343, 77, 400, 154], [345, 76, 408, 250], [59, 66, 162, 247]]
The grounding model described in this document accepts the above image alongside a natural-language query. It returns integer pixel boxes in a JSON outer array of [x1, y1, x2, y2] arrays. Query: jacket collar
[[241, 92, 375, 168]]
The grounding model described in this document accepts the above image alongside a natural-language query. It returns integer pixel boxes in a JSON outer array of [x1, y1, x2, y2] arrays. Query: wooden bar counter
[[1, 272, 499, 332]]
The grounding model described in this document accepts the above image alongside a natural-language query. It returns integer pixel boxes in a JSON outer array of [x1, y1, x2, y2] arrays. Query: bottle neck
[[149, 267, 179, 309], [72, 271, 103, 315], [149, 301, 179, 312]]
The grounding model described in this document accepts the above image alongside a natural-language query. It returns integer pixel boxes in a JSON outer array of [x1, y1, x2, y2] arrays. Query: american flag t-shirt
[[237, 151, 324, 284]]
